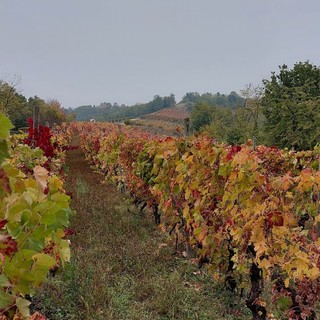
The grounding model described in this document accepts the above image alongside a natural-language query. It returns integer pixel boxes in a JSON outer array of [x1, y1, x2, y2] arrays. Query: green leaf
[[0, 113, 14, 139], [16, 297, 31, 317], [277, 296, 291, 310], [173, 184, 180, 195], [24, 226, 47, 251], [30, 253, 56, 286], [0, 290, 15, 308], [50, 192, 70, 207], [32, 253, 56, 270], [0, 140, 10, 163], [0, 274, 11, 287], [40, 203, 60, 225]]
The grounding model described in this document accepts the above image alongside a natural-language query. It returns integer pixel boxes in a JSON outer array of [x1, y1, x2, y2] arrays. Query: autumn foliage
[[76, 121, 320, 319], [0, 114, 73, 319]]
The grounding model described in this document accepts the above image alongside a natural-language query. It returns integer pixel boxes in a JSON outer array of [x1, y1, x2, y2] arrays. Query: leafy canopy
[[262, 61, 320, 150]]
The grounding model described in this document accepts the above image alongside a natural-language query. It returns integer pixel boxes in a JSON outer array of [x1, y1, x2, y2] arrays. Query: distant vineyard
[[76, 121, 320, 320], [142, 105, 190, 122]]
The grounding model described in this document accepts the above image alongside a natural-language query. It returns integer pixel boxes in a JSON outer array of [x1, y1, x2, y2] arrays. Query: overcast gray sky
[[1, 0, 320, 108]]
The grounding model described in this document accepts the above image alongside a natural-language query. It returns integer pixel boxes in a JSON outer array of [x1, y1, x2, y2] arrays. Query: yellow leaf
[[284, 277, 290, 288], [59, 239, 71, 266], [185, 188, 191, 200], [49, 176, 63, 191], [307, 267, 320, 280], [258, 258, 272, 270], [183, 205, 190, 218], [185, 155, 194, 164]]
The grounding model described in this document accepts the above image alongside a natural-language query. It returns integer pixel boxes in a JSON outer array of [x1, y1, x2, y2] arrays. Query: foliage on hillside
[[72, 94, 176, 121], [72, 91, 244, 122]]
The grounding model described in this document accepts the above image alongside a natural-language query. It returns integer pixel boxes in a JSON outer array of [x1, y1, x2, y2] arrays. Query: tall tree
[[191, 103, 215, 130], [262, 61, 320, 150], [240, 84, 264, 142], [0, 78, 31, 128]]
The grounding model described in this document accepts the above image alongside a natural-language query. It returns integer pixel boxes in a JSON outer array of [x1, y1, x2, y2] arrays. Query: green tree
[[45, 99, 67, 125], [181, 92, 201, 104], [191, 92, 263, 145], [262, 61, 320, 150], [240, 83, 265, 142], [0, 78, 31, 129], [191, 103, 215, 130]]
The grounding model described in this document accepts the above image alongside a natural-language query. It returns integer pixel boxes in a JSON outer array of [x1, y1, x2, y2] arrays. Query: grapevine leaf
[[48, 176, 63, 191], [50, 192, 70, 207], [0, 140, 10, 164], [0, 290, 14, 308], [16, 297, 31, 317], [276, 296, 291, 311], [0, 274, 11, 287], [33, 166, 49, 191], [0, 113, 14, 139], [58, 239, 71, 266], [31, 253, 56, 285]]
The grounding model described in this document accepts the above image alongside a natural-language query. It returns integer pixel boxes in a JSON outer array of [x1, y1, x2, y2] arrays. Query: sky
[[1, 0, 320, 108]]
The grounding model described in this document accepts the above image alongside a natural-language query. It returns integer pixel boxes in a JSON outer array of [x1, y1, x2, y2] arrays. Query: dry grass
[[31, 146, 251, 320]]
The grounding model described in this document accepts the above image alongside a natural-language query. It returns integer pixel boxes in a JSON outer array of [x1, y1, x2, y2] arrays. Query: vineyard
[[2, 117, 320, 319], [141, 104, 190, 122], [76, 122, 320, 320]]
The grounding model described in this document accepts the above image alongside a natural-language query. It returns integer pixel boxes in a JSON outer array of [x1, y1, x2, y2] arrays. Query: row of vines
[[77, 122, 320, 320], [0, 113, 74, 319]]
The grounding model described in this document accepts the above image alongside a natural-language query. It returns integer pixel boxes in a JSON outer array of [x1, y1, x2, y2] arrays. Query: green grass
[[31, 147, 251, 320], [75, 177, 88, 194]]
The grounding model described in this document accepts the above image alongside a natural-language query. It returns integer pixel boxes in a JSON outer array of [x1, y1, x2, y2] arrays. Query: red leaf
[[267, 211, 284, 227], [226, 145, 242, 161], [0, 219, 8, 229], [0, 234, 18, 256]]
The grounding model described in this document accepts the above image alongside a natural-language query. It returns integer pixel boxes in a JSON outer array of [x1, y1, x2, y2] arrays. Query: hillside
[[141, 103, 191, 122], [71, 91, 244, 122], [72, 94, 176, 121]]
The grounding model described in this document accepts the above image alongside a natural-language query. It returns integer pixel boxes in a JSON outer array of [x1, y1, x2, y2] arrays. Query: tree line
[[72, 91, 244, 122], [72, 94, 176, 121], [0, 77, 74, 130], [191, 61, 320, 151], [3, 60, 320, 151]]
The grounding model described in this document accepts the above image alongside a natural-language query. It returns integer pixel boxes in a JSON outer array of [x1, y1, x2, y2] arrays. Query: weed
[[75, 176, 88, 194]]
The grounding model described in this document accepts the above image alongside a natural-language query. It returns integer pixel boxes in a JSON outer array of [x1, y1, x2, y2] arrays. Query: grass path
[[32, 145, 250, 320]]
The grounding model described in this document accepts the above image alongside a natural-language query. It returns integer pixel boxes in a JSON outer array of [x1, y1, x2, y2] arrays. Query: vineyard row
[[77, 122, 320, 320]]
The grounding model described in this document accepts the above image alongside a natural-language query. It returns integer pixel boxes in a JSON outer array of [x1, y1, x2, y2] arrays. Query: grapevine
[[76, 122, 320, 319], [0, 113, 72, 319]]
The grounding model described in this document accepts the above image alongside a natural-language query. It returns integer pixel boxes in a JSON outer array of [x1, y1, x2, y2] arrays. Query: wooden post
[[31, 106, 40, 148], [184, 117, 190, 136], [33, 106, 40, 131]]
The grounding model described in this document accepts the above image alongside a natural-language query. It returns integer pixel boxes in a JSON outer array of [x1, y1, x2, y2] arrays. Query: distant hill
[[72, 94, 176, 121], [71, 91, 244, 122]]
